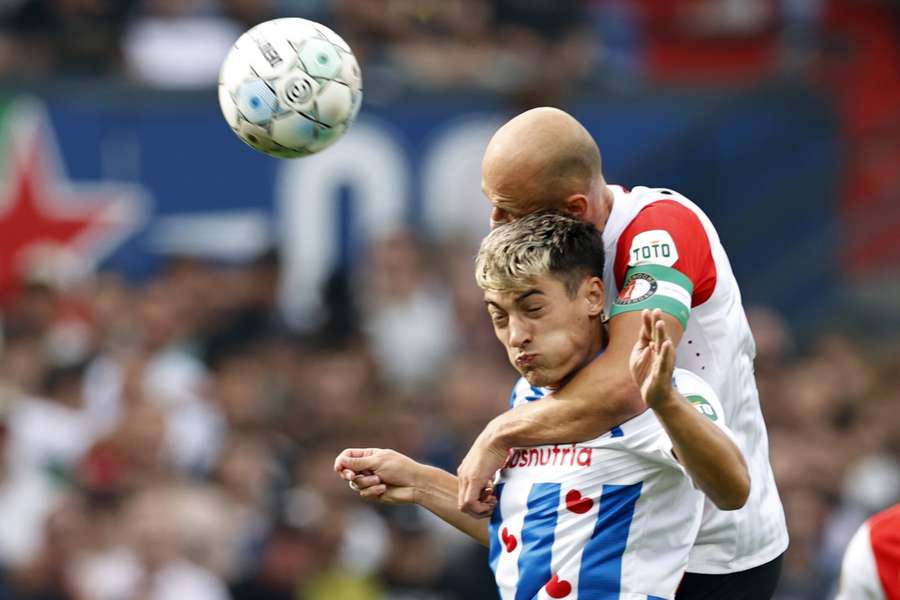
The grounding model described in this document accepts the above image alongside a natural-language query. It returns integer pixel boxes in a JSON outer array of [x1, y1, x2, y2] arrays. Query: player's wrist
[[412, 464, 441, 505], [483, 414, 516, 451], [647, 388, 684, 416]]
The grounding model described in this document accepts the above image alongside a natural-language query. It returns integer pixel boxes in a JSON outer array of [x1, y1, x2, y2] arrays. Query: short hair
[[475, 210, 605, 297]]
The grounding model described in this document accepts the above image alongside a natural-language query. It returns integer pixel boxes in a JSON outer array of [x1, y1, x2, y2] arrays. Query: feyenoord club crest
[[615, 272, 658, 305]]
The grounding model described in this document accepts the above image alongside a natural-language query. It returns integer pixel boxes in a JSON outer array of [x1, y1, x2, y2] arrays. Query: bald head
[[482, 107, 603, 218]]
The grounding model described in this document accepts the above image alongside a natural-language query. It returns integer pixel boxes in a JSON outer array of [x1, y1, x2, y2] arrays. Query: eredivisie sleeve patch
[[610, 263, 693, 328], [686, 395, 718, 422]]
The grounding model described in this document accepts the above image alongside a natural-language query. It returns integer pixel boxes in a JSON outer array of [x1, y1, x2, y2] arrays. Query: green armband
[[610, 264, 693, 329]]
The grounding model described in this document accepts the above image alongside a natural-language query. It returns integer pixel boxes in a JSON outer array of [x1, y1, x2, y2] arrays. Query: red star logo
[[0, 101, 146, 302]]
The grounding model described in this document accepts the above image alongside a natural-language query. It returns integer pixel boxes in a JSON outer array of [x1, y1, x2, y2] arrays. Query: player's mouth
[[515, 354, 538, 368]]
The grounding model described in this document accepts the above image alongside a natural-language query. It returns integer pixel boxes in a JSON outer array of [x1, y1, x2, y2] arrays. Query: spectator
[[122, 0, 241, 88]]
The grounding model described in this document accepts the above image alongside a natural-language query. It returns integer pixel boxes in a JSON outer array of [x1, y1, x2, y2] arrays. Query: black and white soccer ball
[[218, 18, 362, 158]]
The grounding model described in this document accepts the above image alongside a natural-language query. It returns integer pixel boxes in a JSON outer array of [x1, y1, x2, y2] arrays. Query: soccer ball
[[218, 18, 362, 158]]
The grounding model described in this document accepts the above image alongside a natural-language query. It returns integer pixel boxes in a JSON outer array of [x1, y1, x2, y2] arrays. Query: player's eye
[[489, 312, 508, 326], [524, 305, 544, 316]]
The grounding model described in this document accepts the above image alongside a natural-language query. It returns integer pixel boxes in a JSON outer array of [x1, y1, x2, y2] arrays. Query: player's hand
[[628, 309, 677, 410], [334, 448, 421, 504], [456, 427, 504, 518]]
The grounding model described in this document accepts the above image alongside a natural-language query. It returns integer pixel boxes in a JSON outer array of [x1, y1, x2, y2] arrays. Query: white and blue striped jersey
[[489, 368, 730, 600]]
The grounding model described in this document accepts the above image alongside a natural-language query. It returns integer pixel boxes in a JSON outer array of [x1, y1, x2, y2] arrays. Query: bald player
[[455, 108, 788, 598]]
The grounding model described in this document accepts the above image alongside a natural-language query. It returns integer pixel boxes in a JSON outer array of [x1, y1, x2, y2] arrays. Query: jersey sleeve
[[836, 521, 885, 600], [609, 200, 717, 329], [671, 369, 731, 435]]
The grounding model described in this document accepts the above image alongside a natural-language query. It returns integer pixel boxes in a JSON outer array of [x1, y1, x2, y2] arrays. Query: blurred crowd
[[0, 0, 896, 96], [0, 230, 897, 600], [0, 1, 897, 599]]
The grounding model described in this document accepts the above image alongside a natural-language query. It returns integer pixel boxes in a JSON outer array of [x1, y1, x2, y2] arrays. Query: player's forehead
[[482, 173, 541, 212], [485, 192, 540, 223], [482, 275, 563, 307]]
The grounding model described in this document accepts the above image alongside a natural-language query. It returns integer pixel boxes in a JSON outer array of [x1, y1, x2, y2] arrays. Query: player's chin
[[521, 368, 553, 388]]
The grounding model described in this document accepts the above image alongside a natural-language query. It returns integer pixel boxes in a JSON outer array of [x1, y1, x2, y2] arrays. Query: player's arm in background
[[635, 309, 749, 510], [458, 200, 713, 514], [334, 448, 490, 546]]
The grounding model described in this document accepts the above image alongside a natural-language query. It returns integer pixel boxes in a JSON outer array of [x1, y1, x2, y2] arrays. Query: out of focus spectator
[[122, 0, 241, 88], [359, 229, 458, 391], [1, 0, 135, 78]]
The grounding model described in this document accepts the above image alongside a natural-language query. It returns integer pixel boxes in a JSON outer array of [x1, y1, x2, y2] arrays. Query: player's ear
[[562, 194, 589, 220], [585, 277, 604, 317]]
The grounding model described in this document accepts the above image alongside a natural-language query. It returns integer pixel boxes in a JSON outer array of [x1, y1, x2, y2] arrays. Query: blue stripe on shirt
[[488, 483, 505, 575], [577, 482, 643, 598], [515, 482, 560, 600]]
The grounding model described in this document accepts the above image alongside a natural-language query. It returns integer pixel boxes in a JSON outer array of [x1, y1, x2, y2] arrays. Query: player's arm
[[456, 318, 652, 516], [483, 314, 655, 446], [335, 448, 490, 546], [634, 309, 749, 510]]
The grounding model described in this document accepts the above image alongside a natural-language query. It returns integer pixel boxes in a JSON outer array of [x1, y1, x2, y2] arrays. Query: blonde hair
[[475, 210, 605, 296]]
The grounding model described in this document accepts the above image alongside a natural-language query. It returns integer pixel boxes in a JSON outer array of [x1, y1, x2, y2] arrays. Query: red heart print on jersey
[[501, 527, 517, 552], [545, 573, 572, 598], [565, 489, 593, 514]]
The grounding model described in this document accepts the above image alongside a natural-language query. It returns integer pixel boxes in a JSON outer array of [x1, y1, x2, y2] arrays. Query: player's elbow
[[713, 472, 750, 511]]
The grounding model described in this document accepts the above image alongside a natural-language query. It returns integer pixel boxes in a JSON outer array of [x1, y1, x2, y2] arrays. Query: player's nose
[[507, 317, 531, 348]]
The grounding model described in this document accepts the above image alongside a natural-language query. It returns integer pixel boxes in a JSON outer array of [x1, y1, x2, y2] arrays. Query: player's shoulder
[[671, 368, 717, 399], [613, 186, 716, 275], [626, 186, 703, 223], [869, 503, 900, 542], [672, 368, 724, 422], [629, 185, 693, 202], [509, 377, 547, 409]]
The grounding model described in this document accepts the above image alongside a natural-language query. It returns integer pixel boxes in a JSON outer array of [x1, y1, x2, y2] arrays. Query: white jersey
[[836, 504, 900, 600], [490, 369, 729, 599], [603, 184, 788, 573], [837, 521, 886, 600]]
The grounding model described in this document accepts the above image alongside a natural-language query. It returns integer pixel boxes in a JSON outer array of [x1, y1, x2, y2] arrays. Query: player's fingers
[[340, 455, 379, 473], [463, 498, 497, 519], [634, 345, 652, 378], [649, 339, 666, 382], [461, 481, 497, 516], [352, 474, 382, 489], [334, 450, 353, 473], [640, 309, 653, 345], [655, 310, 670, 350], [660, 339, 676, 376], [458, 477, 475, 511], [653, 309, 668, 338], [654, 320, 666, 354], [334, 448, 373, 473], [341, 468, 357, 481], [359, 484, 387, 499]]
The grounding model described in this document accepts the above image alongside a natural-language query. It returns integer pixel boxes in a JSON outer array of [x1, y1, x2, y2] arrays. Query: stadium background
[[0, 1, 897, 599]]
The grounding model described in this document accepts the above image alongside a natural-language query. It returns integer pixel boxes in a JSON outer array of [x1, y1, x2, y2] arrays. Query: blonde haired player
[[337, 211, 749, 598]]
